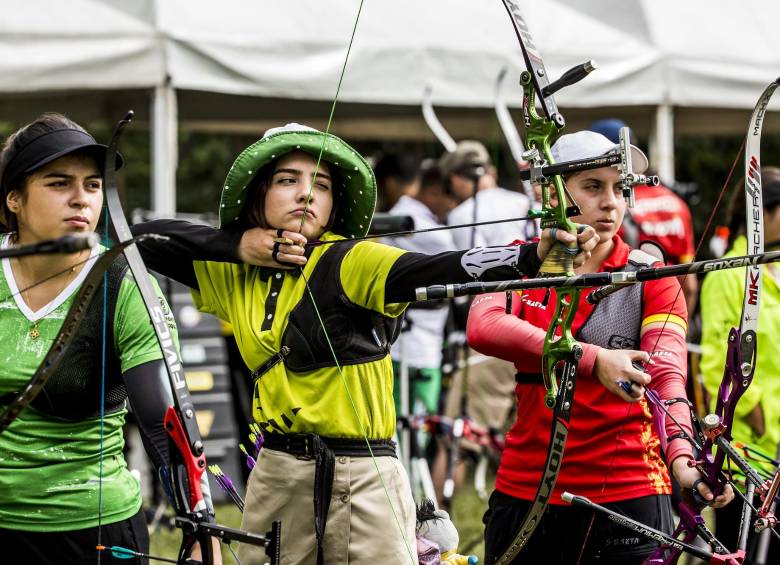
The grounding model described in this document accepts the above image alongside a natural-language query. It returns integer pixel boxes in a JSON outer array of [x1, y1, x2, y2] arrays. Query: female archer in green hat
[[132, 123, 598, 564]]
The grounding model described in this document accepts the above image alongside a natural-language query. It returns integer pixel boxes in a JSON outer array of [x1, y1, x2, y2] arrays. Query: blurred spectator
[[374, 153, 421, 211], [589, 119, 698, 314], [440, 141, 533, 249], [384, 160, 457, 416], [699, 166, 780, 561], [434, 142, 525, 504]]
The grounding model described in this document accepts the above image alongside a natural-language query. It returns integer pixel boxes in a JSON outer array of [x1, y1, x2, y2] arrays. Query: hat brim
[[220, 130, 376, 238], [22, 143, 123, 176]]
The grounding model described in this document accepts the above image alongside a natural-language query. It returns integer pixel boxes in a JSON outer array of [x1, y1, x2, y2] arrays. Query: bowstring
[[97, 207, 109, 563], [291, 0, 416, 562], [299, 268, 416, 563], [306, 212, 547, 247]]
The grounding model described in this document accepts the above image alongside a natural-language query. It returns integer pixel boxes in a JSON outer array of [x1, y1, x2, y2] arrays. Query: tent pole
[[650, 103, 675, 183], [151, 79, 178, 215]]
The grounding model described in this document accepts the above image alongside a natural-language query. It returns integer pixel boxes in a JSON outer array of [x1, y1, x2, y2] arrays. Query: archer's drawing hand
[[238, 228, 307, 268], [537, 225, 599, 268], [672, 457, 735, 509], [594, 348, 650, 402]]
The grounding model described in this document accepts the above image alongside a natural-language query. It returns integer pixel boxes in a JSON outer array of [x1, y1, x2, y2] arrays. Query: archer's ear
[[5, 190, 21, 214]]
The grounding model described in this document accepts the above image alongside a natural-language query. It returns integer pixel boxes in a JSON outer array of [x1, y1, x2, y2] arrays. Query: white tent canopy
[[156, 0, 660, 108], [2, 0, 163, 91], [4, 0, 778, 108], [1, 0, 779, 212]]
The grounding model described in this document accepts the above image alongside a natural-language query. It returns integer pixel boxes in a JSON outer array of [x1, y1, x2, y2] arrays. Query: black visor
[[0, 128, 123, 192]]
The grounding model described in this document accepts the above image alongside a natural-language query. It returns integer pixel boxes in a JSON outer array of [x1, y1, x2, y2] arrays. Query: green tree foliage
[[2, 118, 779, 247]]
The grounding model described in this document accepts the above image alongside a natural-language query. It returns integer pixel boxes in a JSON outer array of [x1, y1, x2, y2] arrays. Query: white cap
[[550, 130, 648, 173]]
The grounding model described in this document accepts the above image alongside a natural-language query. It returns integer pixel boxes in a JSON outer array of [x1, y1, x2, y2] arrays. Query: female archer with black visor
[[129, 122, 598, 564], [0, 113, 218, 564]]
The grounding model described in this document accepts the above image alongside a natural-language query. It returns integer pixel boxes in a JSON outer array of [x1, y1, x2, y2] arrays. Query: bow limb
[[638, 79, 780, 565], [102, 113, 212, 565], [494, 67, 538, 233], [102, 115, 282, 565], [422, 84, 457, 152], [494, 2, 589, 561]]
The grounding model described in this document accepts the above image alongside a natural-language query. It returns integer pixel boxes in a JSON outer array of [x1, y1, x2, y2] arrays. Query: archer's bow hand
[[537, 225, 598, 269], [594, 349, 650, 403], [672, 456, 735, 509], [238, 228, 307, 268], [188, 537, 223, 565]]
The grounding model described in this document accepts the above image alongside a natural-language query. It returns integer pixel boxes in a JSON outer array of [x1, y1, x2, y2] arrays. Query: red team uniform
[[619, 183, 695, 264], [468, 236, 692, 505]]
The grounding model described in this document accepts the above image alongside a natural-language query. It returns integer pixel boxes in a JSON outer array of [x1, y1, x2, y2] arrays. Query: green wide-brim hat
[[219, 123, 377, 238]]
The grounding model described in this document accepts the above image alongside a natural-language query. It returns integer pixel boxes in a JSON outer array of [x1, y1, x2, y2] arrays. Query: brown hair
[[725, 166, 780, 245], [0, 113, 90, 232]]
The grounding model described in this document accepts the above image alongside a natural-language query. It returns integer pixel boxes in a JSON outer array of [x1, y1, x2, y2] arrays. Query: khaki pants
[[445, 352, 517, 432], [239, 448, 419, 565]]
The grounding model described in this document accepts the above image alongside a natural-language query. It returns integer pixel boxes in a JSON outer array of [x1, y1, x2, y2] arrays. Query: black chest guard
[[30, 257, 128, 420], [281, 241, 402, 373]]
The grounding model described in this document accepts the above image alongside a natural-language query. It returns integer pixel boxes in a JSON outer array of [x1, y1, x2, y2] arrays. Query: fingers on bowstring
[[273, 247, 307, 267], [274, 229, 307, 247], [272, 229, 307, 266]]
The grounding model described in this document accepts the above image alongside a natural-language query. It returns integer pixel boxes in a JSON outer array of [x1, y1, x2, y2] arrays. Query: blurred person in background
[[589, 119, 697, 315], [699, 166, 780, 561], [383, 159, 457, 418], [431, 142, 534, 505], [374, 153, 420, 212], [442, 141, 533, 250], [0, 113, 218, 564]]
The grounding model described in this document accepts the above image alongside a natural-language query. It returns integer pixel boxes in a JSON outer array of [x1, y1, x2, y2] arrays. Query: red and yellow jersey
[[467, 236, 689, 504], [619, 183, 695, 264]]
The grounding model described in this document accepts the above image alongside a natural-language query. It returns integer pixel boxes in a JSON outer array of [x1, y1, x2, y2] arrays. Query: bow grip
[[164, 406, 208, 514]]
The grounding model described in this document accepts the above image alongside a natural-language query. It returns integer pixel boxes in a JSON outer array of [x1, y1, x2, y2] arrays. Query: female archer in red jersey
[[468, 130, 734, 565]]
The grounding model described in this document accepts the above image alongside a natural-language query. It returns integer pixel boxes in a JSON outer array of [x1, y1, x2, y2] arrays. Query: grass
[[149, 466, 494, 563]]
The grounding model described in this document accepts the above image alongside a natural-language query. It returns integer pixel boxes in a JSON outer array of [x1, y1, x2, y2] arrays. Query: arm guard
[[124, 360, 215, 520]]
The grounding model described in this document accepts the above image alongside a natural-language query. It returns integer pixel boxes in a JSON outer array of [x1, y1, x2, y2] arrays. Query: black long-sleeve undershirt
[[130, 219, 541, 302], [124, 359, 214, 518], [131, 219, 242, 288]]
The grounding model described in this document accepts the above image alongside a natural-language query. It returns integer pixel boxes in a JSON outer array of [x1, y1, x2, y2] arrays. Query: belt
[[263, 433, 396, 563], [263, 432, 397, 458]]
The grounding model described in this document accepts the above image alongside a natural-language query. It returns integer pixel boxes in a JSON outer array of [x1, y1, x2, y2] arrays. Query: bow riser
[[541, 291, 581, 408]]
